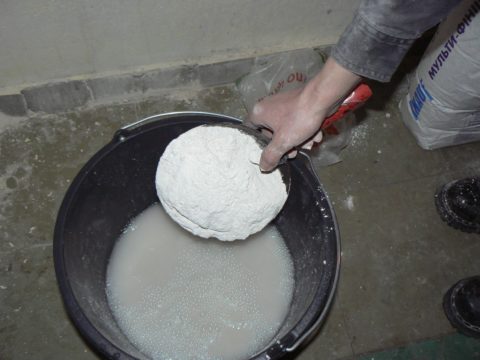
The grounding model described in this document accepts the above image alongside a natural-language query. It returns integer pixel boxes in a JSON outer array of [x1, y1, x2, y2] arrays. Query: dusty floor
[[1, 75, 480, 359]]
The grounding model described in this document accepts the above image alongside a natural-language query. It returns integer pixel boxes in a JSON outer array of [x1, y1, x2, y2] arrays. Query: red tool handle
[[321, 83, 372, 130]]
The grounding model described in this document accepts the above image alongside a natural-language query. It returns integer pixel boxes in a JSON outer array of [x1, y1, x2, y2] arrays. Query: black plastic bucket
[[53, 112, 340, 359]]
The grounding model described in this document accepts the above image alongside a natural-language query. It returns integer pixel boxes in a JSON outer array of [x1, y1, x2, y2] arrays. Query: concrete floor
[[1, 75, 480, 359]]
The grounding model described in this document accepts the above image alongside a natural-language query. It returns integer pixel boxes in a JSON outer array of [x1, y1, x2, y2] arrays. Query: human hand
[[247, 87, 326, 171], [246, 57, 362, 171]]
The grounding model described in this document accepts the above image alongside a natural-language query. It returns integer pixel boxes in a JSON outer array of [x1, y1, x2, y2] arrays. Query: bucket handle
[[120, 111, 243, 132]]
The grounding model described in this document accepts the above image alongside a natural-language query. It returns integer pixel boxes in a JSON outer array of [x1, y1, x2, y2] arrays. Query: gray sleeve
[[331, 0, 462, 82]]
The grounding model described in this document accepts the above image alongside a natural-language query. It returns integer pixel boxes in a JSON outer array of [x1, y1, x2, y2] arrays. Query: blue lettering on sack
[[409, 80, 434, 120], [428, 0, 480, 80]]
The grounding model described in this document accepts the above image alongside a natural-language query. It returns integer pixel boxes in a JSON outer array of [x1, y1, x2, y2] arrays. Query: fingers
[[301, 130, 323, 150], [259, 137, 288, 172], [258, 129, 324, 171], [287, 149, 298, 159], [302, 140, 315, 150], [313, 130, 323, 143]]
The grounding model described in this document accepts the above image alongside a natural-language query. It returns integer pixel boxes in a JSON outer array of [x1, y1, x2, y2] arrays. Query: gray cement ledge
[[0, 47, 330, 117]]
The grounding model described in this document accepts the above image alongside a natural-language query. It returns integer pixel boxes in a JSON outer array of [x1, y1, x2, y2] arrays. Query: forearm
[[298, 57, 362, 119]]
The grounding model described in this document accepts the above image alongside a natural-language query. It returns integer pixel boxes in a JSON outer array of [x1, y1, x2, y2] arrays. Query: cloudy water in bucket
[[106, 203, 294, 360]]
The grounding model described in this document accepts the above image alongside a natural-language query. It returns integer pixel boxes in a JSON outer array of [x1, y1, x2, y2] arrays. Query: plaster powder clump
[[155, 125, 288, 241]]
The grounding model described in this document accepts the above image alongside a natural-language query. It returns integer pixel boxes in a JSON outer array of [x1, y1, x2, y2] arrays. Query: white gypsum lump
[[155, 125, 288, 241]]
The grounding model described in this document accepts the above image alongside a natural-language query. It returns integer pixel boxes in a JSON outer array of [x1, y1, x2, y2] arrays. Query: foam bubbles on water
[[106, 204, 294, 360]]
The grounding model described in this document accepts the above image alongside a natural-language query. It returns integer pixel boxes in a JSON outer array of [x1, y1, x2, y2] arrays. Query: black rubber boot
[[443, 276, 480, 338], [435, 177, 480, 233]]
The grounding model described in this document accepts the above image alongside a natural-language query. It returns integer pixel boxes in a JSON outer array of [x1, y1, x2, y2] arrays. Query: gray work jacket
[[331, 0, 462, 82]]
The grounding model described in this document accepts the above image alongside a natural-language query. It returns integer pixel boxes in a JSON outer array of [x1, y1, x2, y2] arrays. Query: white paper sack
[[399, 0, 480, 150]]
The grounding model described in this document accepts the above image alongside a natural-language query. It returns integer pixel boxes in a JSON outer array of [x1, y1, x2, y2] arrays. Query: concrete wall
[[0, 0, 359, 90]]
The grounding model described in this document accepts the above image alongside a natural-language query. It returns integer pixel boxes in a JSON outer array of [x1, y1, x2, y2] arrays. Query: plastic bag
[[236, 49, 324, 113], [310, 115, 356, 166], [399, 0, 480, 150], [236, 48, 355, 166]]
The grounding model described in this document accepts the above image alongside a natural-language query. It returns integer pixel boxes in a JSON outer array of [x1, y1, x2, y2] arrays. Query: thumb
[[259, 137, 287, 172]]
